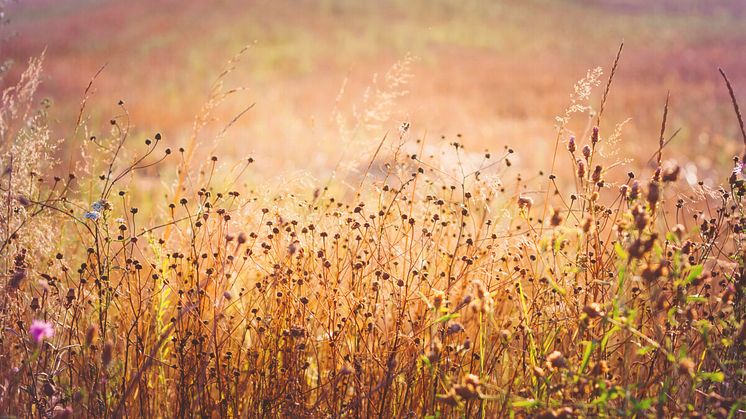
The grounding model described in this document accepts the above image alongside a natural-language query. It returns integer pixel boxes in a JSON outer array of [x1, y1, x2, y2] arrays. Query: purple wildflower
[[29, 320, 54, 343], [84, 211, 101, 221]]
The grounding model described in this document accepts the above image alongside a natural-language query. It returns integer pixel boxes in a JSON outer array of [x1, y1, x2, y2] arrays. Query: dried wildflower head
[[647, 182, 660, 208], [576, 159, 586, 179], [446, 322, 464, 336], [453, 374, 481, 400], [427, 339, 442, 364], [672, 224, 685, 240], [591, 360, 610, 376], [399, 121, 410, 138], [546, 350, 567, 370], [629, 180, 640, 200], [632, 205, 649, 231], [16, 194, 31, 207], [103, 340, 114, 367], [678, 357, 695, 377], [628, 234, 657, 259], [437, 389, 460, 406], [43, 381, 55, 397], [619, 184, 629, 198], [8, 268, 26, 290], [582, 145, 591, 159], [29, 320, 54, 343], [84, 211, 101, 221], [469, 280, 494, 314], [567, 136, 576, 153], [662, 165, 680, 182], [592, 165, 603, 184], [91, 199, 111, 212], [538, 407, 574, 419], [7, 250, 28, 290], [85, 324, 98, 346], [339, 364, 354, 376], [432, 289, 445, 309], [641, 262, 669, 282], [732, 162, 745, 186], [582, 215, 594, 234], [583, 302, 604, 319], [550, 208, 564, 227], [517, 196, 533, 211], [51, 406, 73, 419]]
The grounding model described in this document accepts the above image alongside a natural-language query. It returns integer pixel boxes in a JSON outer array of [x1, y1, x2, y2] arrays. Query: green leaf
[[417, 291, 434, 310], [435, 313, 460, 323], [614, 242, 628, 260], [601, 325, 620, 352], [512, 399, 539, 408], [686, 295, 707, 304], [699, 371, 724, 382], [577, 340, 594, 376], [420, 355, 432, 371], [632, 398, 654, 411], [682, 265, 703, 287], [636, 345, 657, 356]]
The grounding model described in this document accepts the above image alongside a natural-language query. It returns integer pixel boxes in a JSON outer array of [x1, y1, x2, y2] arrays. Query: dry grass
[[0, 44, 743, 418]]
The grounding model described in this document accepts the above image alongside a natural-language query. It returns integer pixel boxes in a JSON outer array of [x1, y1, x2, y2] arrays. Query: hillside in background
[[2, 0, 745, 176]]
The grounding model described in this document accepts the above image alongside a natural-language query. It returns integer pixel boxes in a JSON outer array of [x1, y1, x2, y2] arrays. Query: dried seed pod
[[517, 196, 533, 210], [550, 208, 564, 227], [52, 406, 73, 419], [583, 303, 604, 319], [546, 350, 567, 370], [647, 182, 660, 208], [42, 382, 55, 397], [629, 180, 640, 200], [662, 165, 680, 182], [678, 357, 695, 377], [446, 322, 464, 336], [591, 360, 610, 376], [619, 184, 629, 198], [85, 324, 98, 346], [577, 159, 586, 179], [102, 340, 114, 368], [567, 136, 576, 153], [582, 215, 594, 234], [591, 126, 599, 145], [592, 165, 603, 184], [427, 339, 442, 364]]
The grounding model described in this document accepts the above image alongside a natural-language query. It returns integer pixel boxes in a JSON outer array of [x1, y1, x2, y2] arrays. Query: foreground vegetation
[[0, 50, 744, 418]]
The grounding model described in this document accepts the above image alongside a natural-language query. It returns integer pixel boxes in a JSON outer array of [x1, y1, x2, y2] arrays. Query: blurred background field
[[2, 2, 746, 417], [2, 0, 746, 178]]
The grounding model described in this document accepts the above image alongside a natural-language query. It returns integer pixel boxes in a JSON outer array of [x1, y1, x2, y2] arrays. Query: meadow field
[[0, 0, 744, 417]]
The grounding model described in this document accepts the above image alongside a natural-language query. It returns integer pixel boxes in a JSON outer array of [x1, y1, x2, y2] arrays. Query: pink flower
[[29, 320, 54, 343]]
